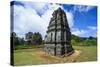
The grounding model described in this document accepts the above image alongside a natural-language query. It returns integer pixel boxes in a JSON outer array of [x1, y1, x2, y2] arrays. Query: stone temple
[[44, 8, 74, 56]]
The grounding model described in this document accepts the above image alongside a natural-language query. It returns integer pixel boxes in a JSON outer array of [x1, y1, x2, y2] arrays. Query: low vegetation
[[71, 34, 97, 46], [14, 45, 97, 66], [11, 32, 97, 66]]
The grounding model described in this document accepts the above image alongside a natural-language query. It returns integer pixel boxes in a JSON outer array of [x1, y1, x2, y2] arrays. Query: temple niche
[[44, 8, 74, 56]]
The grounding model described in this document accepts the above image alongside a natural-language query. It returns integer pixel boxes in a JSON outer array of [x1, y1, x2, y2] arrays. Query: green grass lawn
[[14, 48, 46, 66], [73, 46, 97, 62], [14, 46, 97, 66]]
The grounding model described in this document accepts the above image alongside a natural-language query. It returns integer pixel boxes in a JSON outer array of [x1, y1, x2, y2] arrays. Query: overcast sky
[[11, 1, 97, 39]]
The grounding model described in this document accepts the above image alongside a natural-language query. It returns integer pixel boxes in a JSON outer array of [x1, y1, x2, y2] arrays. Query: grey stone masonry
[[44, 8, 74, 56]]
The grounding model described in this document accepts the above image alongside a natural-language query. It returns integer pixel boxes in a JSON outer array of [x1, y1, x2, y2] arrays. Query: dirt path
[[64, 50, 82, 62], [32, 48, 82, 64]]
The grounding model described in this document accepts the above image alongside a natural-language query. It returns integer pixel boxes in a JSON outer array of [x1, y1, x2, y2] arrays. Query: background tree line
[[71, 34, 97, 46], [11, 32, 97, 49], [11, 32, 43, 48]]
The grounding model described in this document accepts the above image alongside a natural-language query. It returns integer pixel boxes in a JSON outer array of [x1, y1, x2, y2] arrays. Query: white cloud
[[12, 2, 74, 39], [66, 12, 74, 28], [88, 26, 97, 30], [71, 27, 97, 37], [71, 28, 88, 37], [21, 2, 49, 15], [73, 5, 95, 12], [13, 4, 47, 38], [12, 2, 97, 38]]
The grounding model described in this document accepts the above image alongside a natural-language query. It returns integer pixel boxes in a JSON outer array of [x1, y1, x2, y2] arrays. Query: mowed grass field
[[14, 46, 97, 66], [73, 46, 97, 62]]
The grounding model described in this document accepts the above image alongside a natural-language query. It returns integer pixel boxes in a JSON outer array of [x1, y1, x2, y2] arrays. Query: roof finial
[[58, 7, 62, 10]]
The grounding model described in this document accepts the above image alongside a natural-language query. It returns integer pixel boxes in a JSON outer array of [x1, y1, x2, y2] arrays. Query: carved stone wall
[[44, 8, 74, 56]]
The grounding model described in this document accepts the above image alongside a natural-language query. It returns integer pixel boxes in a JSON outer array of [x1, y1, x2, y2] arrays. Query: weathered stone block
[[44, 8, 74, 56]]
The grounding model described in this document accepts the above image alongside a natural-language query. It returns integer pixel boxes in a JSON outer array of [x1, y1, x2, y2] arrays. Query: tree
[[21, 38, 25, 45], [71, 34, 85, 45], [32, 32, 42, 45], [11, 32, 17, 37], [25, 32, 43, 45], [25, 32, 33, 45], [18, 37, 25, 45], [11, 32, 18, 46], [11, 32, 25, 46], [71, 34, 97, 46]]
